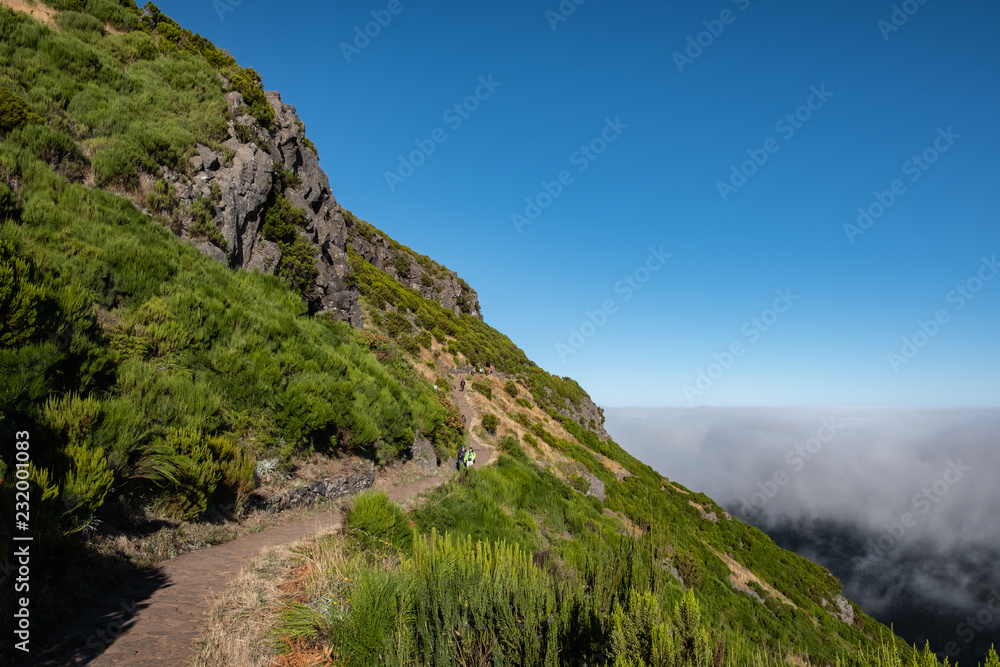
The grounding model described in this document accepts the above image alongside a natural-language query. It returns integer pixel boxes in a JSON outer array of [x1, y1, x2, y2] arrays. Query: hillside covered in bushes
[[0, 2, 994, 665]]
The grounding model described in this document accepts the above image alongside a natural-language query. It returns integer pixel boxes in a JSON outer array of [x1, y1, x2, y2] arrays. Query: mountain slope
[[0, 2, 975, 665]]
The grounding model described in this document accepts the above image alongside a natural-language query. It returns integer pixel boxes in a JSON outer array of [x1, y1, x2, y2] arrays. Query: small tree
[[481, 414, 499, 435], [504, 380, 519, 398]]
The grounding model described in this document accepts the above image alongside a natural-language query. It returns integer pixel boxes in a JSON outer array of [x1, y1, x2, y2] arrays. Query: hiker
[[457, 444, 466, 470], [466, 447, 477, 468], [460, 379, 465, 391]]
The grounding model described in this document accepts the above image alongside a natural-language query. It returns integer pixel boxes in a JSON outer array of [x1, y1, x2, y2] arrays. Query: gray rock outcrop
[[254, 461, 376, 513], [164, 89, 479, 326]]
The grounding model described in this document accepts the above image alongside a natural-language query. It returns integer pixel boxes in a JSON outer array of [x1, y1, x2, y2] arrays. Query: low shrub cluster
[[480, 413, 498, 435], [0, 139, 458, 533], [471, 380, 492, 400], [261, 193, 317, 298]]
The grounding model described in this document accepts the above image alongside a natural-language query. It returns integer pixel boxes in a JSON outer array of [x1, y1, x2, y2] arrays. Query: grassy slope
[[0, 2, 980, 665]]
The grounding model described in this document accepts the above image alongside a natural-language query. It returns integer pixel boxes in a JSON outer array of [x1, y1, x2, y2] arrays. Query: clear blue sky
[[159, 0, 999, 408]]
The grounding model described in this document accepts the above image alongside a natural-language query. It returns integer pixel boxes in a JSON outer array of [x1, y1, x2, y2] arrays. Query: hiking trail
[[22, 381, 494, 667]]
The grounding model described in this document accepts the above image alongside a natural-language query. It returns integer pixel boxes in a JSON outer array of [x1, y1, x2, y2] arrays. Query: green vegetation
[[0, 87, 43, 134], [275, 450, 955, 665], [261, 193, 316, 297], [481, 413, 499, 435], [472, 379, 492, 400], [0, 3, 461, 541], [342, 207, 479, 313], [188, 193, 226, 250], [0, 3, 979, 664], [348, 244, 592, 417]]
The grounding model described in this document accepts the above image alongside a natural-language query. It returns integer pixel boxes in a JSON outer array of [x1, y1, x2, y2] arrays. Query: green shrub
[[471, 380, 491, 400], [504, 379, 519, 398], [0, 183, 17, 221], [302, 136, 317, 155], [85, 0, 141, 31], [92, 139, 139, 188], [0, 88, 44, 135], [345, 490, 412, 552], [569, 473, 589, 493], [261, 193, 305, 243], [259, 194, 317, 297], [382, 311, 412, 338], [274, 163, 301, 190], [146, 178, 179, 213], [509, 411, 531, 427], [15, 124, 88, 180], [188, 195, 226, 250], [228, 67, 274, 130], [97, 30, 158, 64], [481, 413, 499, 435], [392, 254, 411, 277], [675, 550, 704, 590], [55, 10, 105, 37], [0, 227, 46, 346]]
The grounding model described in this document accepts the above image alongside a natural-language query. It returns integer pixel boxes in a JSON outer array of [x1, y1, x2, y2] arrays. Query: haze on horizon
[[604, 406, 1000, 661]]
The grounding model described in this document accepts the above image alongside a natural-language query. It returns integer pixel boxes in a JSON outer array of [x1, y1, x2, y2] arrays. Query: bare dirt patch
[[710, 547, 798, 610], [0, 0, 57, 27]]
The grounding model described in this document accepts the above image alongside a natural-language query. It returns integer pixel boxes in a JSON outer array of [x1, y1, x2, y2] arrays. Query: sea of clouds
[[604, 407, 1000, 661]]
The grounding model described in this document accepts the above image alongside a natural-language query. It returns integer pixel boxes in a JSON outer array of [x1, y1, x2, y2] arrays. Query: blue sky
[[159, 0, 999, 408]]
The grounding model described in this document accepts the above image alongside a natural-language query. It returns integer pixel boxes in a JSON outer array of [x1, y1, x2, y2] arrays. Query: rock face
[[558, 395, 610, 441], [345, 211, 482, 319], [166, 89, 479, 325], [254, 460, 376, 513]]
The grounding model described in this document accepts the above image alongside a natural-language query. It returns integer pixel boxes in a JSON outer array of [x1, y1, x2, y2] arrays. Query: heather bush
[[471, 380, 491, 400], [481, 413, 498, 435]]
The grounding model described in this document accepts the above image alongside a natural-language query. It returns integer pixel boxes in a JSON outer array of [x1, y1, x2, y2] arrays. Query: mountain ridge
[[0, 2, 990, 664]]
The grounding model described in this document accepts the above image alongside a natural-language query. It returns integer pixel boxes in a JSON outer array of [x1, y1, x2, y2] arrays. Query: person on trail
[[467, 447, 477, 468], [460, 379, 465, 391], [457, 444, 466, 470]]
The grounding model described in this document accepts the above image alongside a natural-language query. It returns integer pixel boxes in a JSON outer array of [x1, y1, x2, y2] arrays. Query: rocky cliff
[[161, 88, 480, 325]]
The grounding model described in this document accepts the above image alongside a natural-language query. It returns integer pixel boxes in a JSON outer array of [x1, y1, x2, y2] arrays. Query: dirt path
[[22, 476, 453, 665], [450, 378, 496, 469], [22, 389, 492, 667], [20, 510, 346, 667]]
